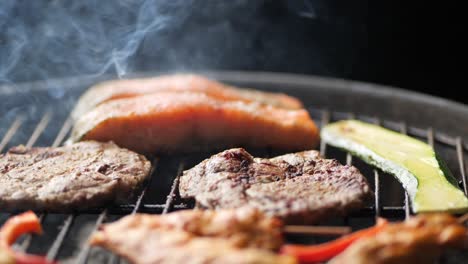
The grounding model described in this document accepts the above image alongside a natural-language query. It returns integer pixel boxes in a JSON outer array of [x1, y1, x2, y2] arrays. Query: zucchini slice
[[321, 120, 468, 213]]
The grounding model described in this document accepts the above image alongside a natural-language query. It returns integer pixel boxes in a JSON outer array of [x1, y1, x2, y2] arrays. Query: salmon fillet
[[71, 92, 319, 154], [71, 74, 302, 120]]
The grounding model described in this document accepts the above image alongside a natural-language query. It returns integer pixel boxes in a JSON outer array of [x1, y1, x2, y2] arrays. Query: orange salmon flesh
[[71, 92, 319, 154]]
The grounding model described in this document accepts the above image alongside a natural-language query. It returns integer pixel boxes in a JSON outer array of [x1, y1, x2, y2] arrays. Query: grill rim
[[1, 70, 467, 115]]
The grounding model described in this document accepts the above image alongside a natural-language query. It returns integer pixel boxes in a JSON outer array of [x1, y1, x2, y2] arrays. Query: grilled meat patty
[[0, 141, 151, 212], [90, 208, 296, 264], [71, 74, 302, 120], [179, 148, 371, 224], [330, 214, 468, 264], [71, 92, 319, 154]]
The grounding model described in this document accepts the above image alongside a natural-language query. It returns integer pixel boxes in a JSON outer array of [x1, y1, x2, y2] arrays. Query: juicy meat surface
[[330, 214, 468, 264], [71, 74, 302, 120], [71, 92, 319, 154], [179, 148, 371, 224], [90, 208, 296, 264], [0, 141, 151, 212]]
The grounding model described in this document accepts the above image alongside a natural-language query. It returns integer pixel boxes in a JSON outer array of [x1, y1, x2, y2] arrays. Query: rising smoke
[[1, 1, 362, 86], [0, 0, 291, 85], [0, 0, 203, 83]]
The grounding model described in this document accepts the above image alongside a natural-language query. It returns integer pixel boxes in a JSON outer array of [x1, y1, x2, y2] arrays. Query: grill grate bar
[[399, 122, 411, 219], [17, 111, 54, 251], [20, 113, 73, 252], [427, 127, 443, 264], [373, 118, 382, 219], [408, 126, 468, 151], [343, 113, 355, 228], [107, 254, 120, 264], [15, 113, 71, 254], [456, 138, 468, 195], [19, 214, 45, 250], [42, 114, 109, 261], [345, 151, 353, 165], [404, 194, 411, 219], [105, 158, 162, 263], [76, 203, 190, 214], [75, 204, 406, 216], [25, 111, 52, 148], [132, 158, 159, 215], [345, 113, 355, 166], [76, 209, 108, 264], [0, 116, 24, 152], [46, 214, 75, 261], [0, 116, 24, 246], [373, 170, 381, 218], [319, 110, 330, 156], [51, 117, 73, 148], [427, 128, 435, 148], [163, 163, 185, 214], [105, 158, 160, 264]]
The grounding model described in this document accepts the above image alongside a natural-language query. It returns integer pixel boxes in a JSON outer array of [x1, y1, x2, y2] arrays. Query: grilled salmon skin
[[71, 92, 319, 154], [71, 74, 302, 120]]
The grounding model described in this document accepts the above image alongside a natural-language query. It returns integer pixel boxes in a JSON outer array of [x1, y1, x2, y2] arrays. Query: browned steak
[[179, 148, 371, 224], [0, 141, 151, 212]]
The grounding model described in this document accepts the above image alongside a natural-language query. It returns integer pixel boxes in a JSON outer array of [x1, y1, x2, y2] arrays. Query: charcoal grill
[[1, 71, 467, 263]]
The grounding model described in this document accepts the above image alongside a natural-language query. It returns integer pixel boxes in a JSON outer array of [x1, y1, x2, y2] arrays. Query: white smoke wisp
[[109, 1, 171, 78], [0, 0, 192, 83]]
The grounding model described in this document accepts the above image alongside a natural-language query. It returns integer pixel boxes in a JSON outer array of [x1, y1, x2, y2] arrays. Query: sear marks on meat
[[90, 208, 296, 264], [71, 92, 319, 154], [0, 141, 151, 212], [330, 213, 468, 264], [179, 148, 371, 224], [71, 74, 303, 120]]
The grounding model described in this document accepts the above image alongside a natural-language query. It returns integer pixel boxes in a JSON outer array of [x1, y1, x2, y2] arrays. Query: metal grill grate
[[1, 105, 467, 263]]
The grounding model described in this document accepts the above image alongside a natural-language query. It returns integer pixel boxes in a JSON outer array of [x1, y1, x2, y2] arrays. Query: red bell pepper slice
[[0, 211, 56, 264], [281, 218, 389, 263]]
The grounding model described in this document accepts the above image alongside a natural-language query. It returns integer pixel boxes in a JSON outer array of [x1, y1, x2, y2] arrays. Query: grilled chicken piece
[[179, 148, 371, 224], [0, 141, 150, 212], [330, 214, 468, 264], [71, 92, 319, 154], [71, 74, 302, 120], [90, 208, 296, 264]]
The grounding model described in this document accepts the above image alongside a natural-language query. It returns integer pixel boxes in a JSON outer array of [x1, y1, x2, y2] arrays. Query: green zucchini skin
[[321, 120, 468, 213]]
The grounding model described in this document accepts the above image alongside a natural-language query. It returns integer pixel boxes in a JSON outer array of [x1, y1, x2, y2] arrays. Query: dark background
[[0, 1, 464, 103]]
